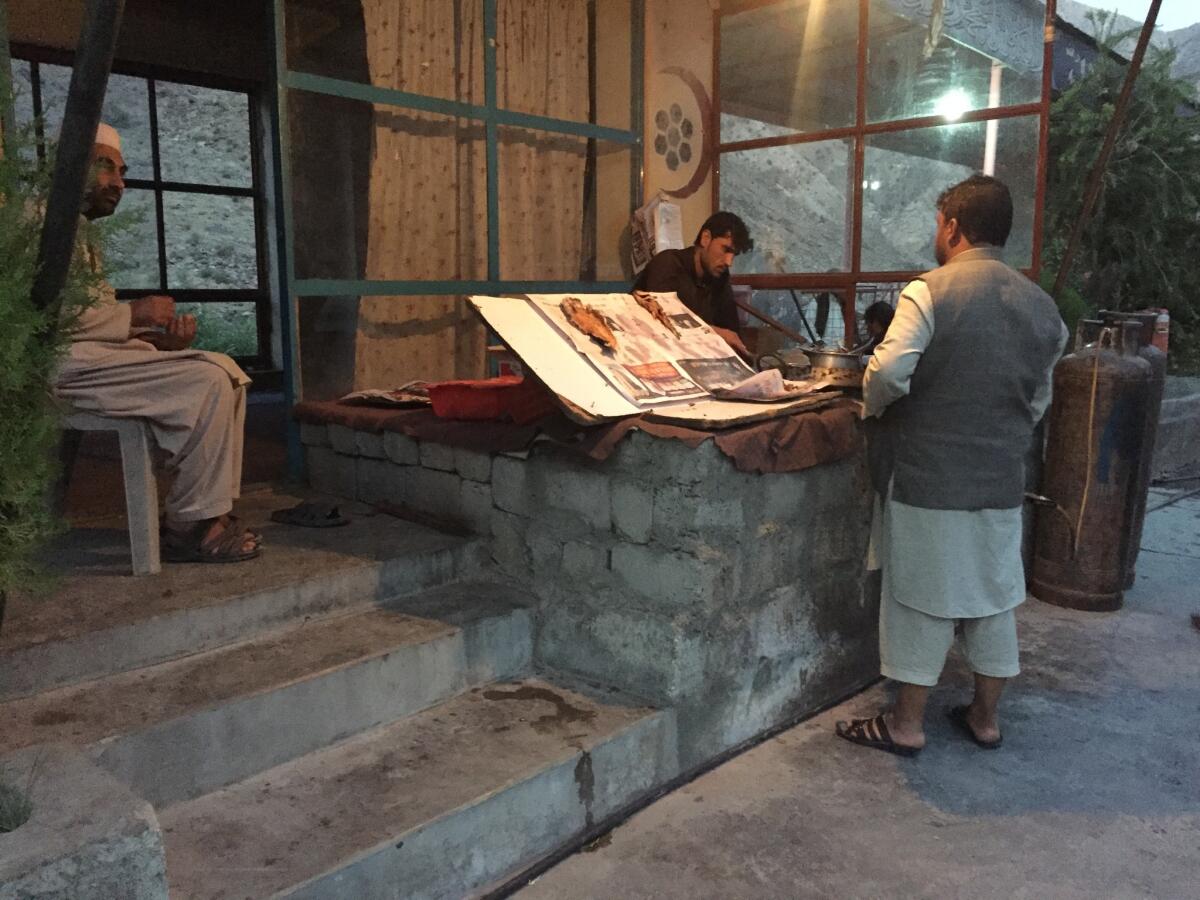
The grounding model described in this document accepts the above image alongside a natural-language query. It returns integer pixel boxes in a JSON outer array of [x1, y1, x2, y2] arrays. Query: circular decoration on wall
[[647, 66, 713, 200]]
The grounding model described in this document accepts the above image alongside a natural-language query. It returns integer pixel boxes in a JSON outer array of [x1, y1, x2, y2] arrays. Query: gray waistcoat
[[866, 247, 1064, 510]]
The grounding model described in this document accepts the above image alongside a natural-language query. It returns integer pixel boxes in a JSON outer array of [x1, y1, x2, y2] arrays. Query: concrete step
[[0, 497, 487, 701], [161, 679, 678, 900], [0, 582, 532, 807]]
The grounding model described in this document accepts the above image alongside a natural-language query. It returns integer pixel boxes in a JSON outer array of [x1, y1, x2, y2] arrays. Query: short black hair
[[863, 301, 895, 328], [695, 211, 753, 254], [936, 174, 1013, 247]]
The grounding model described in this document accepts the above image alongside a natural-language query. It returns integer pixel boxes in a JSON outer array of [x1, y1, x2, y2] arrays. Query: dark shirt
[[633, 247, 740, 331]]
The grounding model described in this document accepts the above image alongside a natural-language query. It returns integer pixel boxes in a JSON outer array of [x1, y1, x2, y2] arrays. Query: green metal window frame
[[268, 0, 644, 472]]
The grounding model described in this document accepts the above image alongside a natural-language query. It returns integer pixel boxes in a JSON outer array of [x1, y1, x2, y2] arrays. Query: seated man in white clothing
[[835, 175, 1067, 756], [56, 124, 260, 563]]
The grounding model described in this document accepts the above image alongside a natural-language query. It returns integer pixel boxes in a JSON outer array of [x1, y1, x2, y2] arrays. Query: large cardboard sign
[[468, 292, 835, 427]]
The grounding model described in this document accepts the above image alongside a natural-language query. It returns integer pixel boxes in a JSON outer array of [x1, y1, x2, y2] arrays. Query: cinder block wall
[[302, 423, 879, 768]]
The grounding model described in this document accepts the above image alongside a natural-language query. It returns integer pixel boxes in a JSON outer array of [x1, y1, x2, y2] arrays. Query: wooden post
[[29, 0, 125, 317], [1051, 0, 1162, 300]]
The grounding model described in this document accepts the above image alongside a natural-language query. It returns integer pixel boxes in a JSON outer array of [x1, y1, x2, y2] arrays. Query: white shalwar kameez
[[863, 280, 1068, 685], [54, 230, 251, 523]]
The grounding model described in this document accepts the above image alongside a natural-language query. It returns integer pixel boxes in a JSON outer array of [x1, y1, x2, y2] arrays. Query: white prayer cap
[[95, 123, 121, 150]]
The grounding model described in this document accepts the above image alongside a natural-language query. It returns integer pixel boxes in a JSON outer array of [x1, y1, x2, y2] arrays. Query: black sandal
[[269, 501, 349, 528], [163, 517, 262, 564], [835, 715, 922, 757], [946, 705, 1003, 749]]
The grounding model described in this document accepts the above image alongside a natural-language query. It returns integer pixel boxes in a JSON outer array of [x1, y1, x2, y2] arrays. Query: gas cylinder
[[1101, 311, 1168, 588], [1031, 323, 1152, 611]]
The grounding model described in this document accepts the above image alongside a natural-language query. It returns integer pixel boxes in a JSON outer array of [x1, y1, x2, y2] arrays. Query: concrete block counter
[[297, 402, 880, 770]]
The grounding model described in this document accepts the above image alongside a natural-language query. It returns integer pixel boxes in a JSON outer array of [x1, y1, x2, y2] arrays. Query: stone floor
[[516, 483, 1200, 900]]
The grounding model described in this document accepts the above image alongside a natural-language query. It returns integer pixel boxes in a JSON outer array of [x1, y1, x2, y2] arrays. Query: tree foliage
[[1044, 14, 1200, 372], [0, 96, 105, 609]]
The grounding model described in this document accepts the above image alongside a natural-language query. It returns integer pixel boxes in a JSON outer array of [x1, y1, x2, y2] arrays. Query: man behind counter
[[633, 211, 753, 356]]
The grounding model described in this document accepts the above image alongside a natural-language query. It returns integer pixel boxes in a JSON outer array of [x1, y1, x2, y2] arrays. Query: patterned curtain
[[352, 0, 591, 389]]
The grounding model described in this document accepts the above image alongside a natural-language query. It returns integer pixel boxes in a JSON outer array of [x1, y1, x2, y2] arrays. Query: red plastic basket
[[427, 376, 555, 424]]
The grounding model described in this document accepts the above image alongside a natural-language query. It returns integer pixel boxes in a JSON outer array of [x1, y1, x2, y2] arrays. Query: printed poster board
[[468, 292, 835, 426]]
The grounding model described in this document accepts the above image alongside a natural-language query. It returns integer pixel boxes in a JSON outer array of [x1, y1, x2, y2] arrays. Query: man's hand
[[141, 314, 197, 351], [713, 326, 750, 359], [130, 294, 175, 329]]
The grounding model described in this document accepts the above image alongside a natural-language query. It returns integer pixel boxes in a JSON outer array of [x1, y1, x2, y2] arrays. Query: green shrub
[[1044, 13, 1200, 373], [0, 91, 107, 623]]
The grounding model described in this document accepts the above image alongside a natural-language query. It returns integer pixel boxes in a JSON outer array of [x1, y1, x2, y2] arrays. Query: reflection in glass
[[719, 0, 858, 142], [498, 127, 631, 281], [720, 139, 853, 273], [285, 0, 484, 106], [287, 91, 488, 282], [176, 301, 259, 358], [163, 192, 258, 289], [103, 189, 160, 290], [861, 115, 1040, 271], [867, 0, 1042, 124], [156, 82, 252, 187]]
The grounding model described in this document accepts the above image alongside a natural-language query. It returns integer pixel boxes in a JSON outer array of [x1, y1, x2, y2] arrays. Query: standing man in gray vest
[[836, 174, 1067, 757]]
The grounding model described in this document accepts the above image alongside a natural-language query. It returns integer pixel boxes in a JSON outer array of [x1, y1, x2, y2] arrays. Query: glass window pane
[[285, 0, 484, 106], [156, 81, 252, 188], [861, 115, 1040, 271], [496, 0, 631, 131], [12, 59, 35, 130], [163, 192, 258, 289], [297, 295, 487, 400], [742, 288, 848, 345], [175, 301, 259, 358], [287, 90, 488, 281], [719, 0, 859, 142], [867, 0, 1043, 124], [102, 74, 153, 178], [104, 188, 161, 290], [719, 138, 853, 274], [497, 126, 632, 281], [35, 65, 153, 177], [11, 60, 37, 161], [35, 63, 70, 143]]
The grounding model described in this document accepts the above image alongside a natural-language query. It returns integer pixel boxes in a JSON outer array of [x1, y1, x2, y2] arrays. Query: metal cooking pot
[[756, 348, 811, 379], [804, 346, 865, 386]]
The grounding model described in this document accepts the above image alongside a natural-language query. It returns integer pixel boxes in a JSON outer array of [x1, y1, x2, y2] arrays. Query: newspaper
[[525, 292, 755, 407], [630, 193, 684, 275]]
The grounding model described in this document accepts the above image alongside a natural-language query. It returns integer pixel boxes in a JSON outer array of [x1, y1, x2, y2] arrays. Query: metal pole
[[1051, 0, 1161, 300], [30, 0, 125, 317]]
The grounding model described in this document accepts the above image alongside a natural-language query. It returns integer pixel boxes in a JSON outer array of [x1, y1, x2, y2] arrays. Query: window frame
[[272, 0, 645, 301], [12, 44, 274, 370], [712, 0, 1057, 340]]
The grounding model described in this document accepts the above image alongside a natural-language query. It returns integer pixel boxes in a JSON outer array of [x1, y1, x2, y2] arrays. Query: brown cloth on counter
[[293, 398, 862, 473]]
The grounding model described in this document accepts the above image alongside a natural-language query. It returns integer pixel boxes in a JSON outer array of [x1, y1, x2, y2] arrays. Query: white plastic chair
[[63, 411, 161, 575]]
